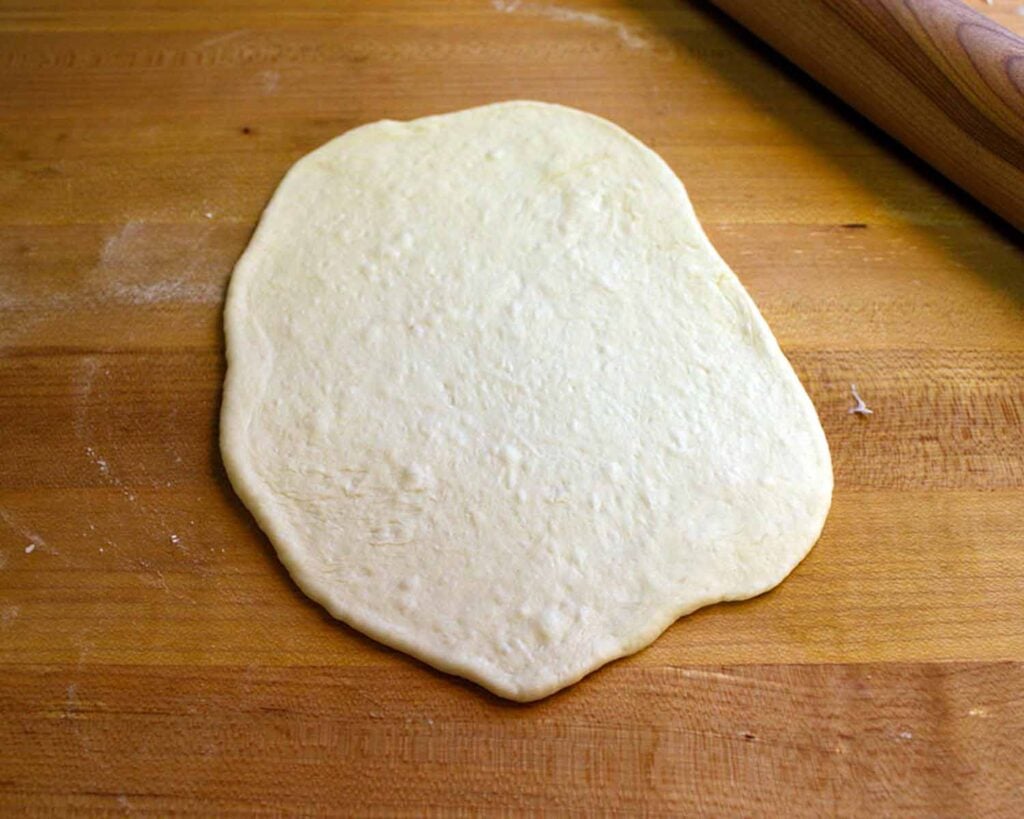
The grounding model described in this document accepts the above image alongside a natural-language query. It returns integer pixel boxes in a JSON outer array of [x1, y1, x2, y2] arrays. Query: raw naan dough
[[221, 101, 832, 701]]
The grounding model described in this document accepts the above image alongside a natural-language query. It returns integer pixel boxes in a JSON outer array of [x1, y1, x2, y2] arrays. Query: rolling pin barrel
[[709, 0, 1024, 231]]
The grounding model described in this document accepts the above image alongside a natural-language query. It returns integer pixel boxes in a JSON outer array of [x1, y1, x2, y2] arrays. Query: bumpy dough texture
[[222, 101, 833, 701]]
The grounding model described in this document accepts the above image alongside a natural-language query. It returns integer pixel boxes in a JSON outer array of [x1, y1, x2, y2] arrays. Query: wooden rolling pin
[[708, 0, 1024, 231]]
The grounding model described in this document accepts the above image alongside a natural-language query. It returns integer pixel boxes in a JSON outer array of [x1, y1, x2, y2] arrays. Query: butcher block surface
[[2, 1, 1023, 814]]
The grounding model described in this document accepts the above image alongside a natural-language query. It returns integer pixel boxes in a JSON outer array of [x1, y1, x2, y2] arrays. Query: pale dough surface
[[221, 101, 833, 701]]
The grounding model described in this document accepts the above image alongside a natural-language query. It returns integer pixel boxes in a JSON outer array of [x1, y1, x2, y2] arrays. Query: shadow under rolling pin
[[707, 0, 1024, 232]]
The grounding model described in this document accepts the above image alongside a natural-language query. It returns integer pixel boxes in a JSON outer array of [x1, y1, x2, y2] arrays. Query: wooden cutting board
[[2, 1, 1022, 813]]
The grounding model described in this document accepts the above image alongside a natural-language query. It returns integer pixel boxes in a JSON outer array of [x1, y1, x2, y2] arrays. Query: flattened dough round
[[222, 101, 832, 701]]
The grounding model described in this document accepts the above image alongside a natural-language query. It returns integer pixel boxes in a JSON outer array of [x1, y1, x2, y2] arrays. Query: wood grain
[[2, 0, 1023, 813], [709, 0, 1024, 230], [1, 663, 1021, 815]]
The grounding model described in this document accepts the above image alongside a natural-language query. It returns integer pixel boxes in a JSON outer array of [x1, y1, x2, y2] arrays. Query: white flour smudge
[[0, 605, 18, 627], [73, 356, 99, 442], [490, 0, 649, 48], [260, 69, 280, 94], [74, 359, 195, 575], [85, 445, 138, 503], [99, 221, 222, 305], [0, 508, 47, 552], [196, 29, 249, 50], [105, 278, 222, 305], [99, 220, 147, 269], [134, 557, 170, 594], [63, 683, 80, 719], [4, 221, 223, 314]]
